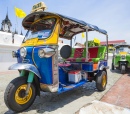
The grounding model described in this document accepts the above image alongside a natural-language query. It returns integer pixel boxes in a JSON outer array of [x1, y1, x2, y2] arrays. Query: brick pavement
[[101, 73, 130, 109]]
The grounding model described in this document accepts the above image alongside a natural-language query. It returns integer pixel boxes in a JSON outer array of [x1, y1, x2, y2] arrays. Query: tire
[[121, 65, 126, 74], [4, 76, 36, 113], [96, 70, 107, 91], [111, 63, 114, 70]]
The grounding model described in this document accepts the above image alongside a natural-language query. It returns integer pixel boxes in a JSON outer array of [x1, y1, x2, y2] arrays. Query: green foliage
[[84, 40, 100, 47]]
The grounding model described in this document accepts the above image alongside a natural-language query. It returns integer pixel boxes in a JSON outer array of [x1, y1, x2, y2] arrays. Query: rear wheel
[[96, 70, 107, 91], [4, 76, 36, 113], [121, 65, 126, 74]]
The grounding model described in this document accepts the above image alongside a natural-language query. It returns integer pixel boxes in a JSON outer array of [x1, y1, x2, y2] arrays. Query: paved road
[[0, 58, 122, 114]]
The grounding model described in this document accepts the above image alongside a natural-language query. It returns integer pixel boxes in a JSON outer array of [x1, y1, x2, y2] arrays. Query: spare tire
[[60, 45, 71, 59]]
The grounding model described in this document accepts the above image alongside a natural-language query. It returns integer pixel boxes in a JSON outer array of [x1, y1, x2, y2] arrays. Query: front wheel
[[4, 76, 36, 113], [121, 65, 126, 74], [96, 70, 107, 91]]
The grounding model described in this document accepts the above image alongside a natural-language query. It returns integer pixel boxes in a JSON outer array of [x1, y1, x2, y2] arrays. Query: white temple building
[[0, 13, 24, 71]]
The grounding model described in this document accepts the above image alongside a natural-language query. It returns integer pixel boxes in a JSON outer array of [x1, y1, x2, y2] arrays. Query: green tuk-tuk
[[111, 44, 130, 73]]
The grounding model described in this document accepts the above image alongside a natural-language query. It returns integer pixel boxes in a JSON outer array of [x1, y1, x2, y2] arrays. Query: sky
[[0, 0, 130, 46]]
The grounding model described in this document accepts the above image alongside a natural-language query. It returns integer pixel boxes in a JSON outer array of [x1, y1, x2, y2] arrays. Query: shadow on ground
[[110, 69, 121, 74], [4, 82, 98, 114], [110, 67, 130, 74]]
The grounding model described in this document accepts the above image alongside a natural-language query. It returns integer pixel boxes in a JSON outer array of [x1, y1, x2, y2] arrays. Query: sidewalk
[[77, 73, 130, 114], [76, 100, 130, 114], [101, 73, 130, 109]]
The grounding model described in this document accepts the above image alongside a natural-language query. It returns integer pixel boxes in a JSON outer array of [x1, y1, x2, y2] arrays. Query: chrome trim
[[32, 47, 38, 68], [38, 48, 45, 58], [32, 45, 58, 68], [40, 83, 59, 92], [38, 47, 56, 58], [51, 47, 59, 92], [8, 63, 41, 78], [20, 47, 27, 57], [99, 65, 109, 70]]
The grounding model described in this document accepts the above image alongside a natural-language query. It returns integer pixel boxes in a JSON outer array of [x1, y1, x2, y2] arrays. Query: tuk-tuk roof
[[22, 11, 107, 40], [114, 44, 130, 48]]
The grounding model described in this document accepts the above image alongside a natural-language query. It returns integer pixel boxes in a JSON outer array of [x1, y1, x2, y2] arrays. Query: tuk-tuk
[[4, 2, 109, 112], [111, 44, 130, 73]]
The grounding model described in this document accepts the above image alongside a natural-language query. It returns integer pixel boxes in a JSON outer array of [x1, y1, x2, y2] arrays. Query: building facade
[[0, 13, 24, 71]]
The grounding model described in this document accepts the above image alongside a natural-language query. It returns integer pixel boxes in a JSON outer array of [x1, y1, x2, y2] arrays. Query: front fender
[[9, 63, 41, 78]]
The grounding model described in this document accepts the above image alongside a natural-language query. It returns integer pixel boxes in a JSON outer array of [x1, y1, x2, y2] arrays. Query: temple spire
[[1, 8, 12, 32], [6, 7, 8, 19], [20, 30, 23, 35]]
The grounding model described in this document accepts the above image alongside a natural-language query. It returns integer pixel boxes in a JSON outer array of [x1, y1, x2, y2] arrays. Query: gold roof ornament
[[31, 2, 47, 13]]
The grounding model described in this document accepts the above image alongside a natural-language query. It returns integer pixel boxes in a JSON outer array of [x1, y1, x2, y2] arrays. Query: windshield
[[24, 18, 56, 42], [116, 47, 130, 53]]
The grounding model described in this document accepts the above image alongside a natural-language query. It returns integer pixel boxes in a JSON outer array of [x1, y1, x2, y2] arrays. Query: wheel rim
[[15, 84, 32, 104], [102, 75, 107, 87]]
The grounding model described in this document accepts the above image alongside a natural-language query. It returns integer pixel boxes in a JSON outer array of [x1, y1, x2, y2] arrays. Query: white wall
[[0, 44, 20, 71], [0, 31, 24, 71], [0, 31, 24, 45]]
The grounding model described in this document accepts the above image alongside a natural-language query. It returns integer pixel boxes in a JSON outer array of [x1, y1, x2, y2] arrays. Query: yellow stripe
[[21, 16, 61, 47], [119, 52, 127, 55]]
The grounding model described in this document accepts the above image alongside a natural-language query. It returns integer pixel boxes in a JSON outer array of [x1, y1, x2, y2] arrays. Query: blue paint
[[24, 47, 34, 64], [103, 60, 108, 66], [33, 46, 53, 84], [99, 60, 108, 67], [82, 62, 93, 72], [17, 49, 23, 63], [58, 80, 87, 94], [16, 46, 53, 84], [17, 47, 34, 64], [59, 67, 68, 84]]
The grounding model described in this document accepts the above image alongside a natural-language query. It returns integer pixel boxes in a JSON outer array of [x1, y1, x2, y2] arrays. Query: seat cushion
[[97, 46, 106, 59], [74, 48, 84, 58], [70, 48, 75, 57], [88, 47, 98, 58]]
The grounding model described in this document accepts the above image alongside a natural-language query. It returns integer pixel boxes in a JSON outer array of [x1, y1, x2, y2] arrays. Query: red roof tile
[[101, 40, 125, 45]]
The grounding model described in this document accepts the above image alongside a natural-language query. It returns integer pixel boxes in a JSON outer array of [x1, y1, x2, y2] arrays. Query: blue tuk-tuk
[[4, 2, 109, 112]]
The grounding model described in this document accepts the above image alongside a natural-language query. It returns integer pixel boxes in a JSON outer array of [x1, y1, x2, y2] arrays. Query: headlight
[[20, 47, 27, 57], [38, 49, 45, 58], [38, 47, 56, 58]]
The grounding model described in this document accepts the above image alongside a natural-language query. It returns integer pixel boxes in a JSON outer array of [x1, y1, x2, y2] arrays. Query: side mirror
[[12, 51, 17, 58]]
